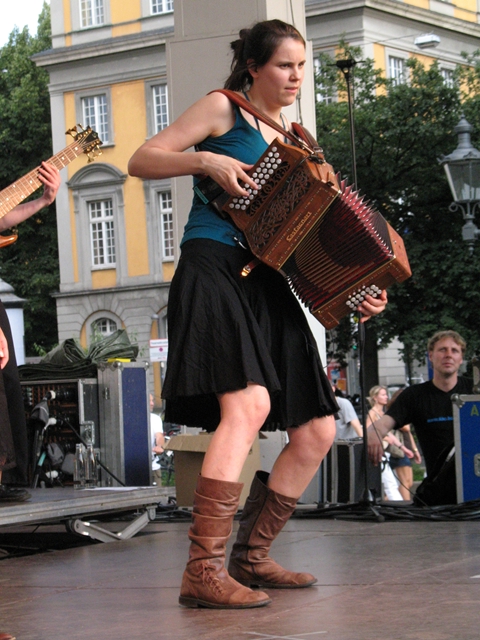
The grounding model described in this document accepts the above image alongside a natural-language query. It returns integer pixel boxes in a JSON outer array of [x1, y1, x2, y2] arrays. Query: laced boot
[[228, 470, 317, 589], [179, 475, 271, 609]]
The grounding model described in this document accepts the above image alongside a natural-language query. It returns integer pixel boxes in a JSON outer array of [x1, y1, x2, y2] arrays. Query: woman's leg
[[228, 415, 336, 589], [268, 415, 336, 497], [201, 383, 271, 481], [180, 383, 271, 609], [394, 465, 413, 500]]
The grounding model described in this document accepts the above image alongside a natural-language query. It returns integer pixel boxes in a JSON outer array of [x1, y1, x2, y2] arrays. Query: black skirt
[[162, 239, 337, 431]]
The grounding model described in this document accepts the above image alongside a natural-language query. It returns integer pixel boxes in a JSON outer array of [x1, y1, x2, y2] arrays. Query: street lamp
[[439, 116, 480, 253]]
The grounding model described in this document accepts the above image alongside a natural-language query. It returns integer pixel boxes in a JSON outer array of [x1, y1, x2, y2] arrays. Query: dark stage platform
[[0, 486, 172, 542], [1, 497, 480, 639]]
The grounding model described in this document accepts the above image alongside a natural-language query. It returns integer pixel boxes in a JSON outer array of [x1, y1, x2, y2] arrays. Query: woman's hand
[[201, 152, 259, 197], [37, 162, 61, 206], [358, 289, 388, 323]]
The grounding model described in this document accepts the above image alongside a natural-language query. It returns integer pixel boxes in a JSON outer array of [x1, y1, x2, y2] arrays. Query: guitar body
[[0, 125, 102, 248]]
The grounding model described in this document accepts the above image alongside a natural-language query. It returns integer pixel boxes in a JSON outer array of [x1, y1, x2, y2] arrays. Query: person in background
[[333, 385, 363, 440], [366, 385, 413, 501], [367, 331, 470, 480], [150, 393, 165, 485], [0, 162, 60, 503], [129, 19, 387, 609], [386, 388, 422, 501]]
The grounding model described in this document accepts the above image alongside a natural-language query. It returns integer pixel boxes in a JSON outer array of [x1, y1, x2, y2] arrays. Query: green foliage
[[0, 3, 59, 355], [316, 45, 480, 366]]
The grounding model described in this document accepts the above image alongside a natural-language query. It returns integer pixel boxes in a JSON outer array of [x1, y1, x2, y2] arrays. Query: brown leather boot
[[179, 475, 271, 609], [228, 470, 317, 589]]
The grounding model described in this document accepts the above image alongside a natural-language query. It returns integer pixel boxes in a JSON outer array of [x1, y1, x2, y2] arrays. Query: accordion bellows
[[221, 138, 411, 329]]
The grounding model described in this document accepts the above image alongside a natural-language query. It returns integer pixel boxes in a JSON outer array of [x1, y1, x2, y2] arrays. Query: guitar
[[0, 125, 102, 249]]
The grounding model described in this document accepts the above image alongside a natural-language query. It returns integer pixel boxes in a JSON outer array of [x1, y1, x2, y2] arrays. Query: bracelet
[[413, 448, 418, 453]]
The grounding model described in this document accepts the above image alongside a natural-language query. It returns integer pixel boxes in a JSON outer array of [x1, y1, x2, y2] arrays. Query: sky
[[0, 0, 50, 48]]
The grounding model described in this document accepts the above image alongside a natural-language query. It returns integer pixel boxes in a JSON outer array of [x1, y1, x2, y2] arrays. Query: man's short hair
[[427, 330, 466, 355]]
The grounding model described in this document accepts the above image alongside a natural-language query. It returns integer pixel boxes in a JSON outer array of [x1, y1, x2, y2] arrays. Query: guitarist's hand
[[0, 328, 9, 369], [37, 162, 61, 206]]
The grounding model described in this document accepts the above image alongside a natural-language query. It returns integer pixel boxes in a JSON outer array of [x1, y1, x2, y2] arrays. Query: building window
[[389, 56, 406, 86], [159, 191, 174, 260], [91, 317, 118, 339], [89, 199, 116, 267], [82, 94, 109, 144], [151, 0, 173, 14], [441, 68, 455, 88], [152, 84, 169, 133], [314, 59, 334, 105], [81, 0, 105, 28]]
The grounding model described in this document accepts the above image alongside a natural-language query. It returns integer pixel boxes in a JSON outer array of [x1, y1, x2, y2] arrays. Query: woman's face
[[250, 37, 306, 107], [376, 388, 389, 406]]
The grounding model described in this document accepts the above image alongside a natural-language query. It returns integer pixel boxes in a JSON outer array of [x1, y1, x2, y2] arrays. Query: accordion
[[197, 137, 411, 329]]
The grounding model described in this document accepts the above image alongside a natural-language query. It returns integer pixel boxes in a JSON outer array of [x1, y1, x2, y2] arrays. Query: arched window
[[91, 317, 118, 339], [85, 311, 122, 346]]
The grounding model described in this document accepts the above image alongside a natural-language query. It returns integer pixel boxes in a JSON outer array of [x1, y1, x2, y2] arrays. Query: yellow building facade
[[35, 0, 480, 403]]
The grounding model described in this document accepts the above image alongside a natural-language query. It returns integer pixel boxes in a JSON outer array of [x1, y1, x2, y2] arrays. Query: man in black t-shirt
[[367, 330, 471, 477]]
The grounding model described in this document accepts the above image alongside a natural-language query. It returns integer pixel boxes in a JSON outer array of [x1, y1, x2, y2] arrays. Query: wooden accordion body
[[222, 138, 411, 329]]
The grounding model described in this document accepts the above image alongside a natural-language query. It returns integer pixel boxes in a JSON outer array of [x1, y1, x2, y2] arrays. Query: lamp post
[[439, 116, 480, 254]]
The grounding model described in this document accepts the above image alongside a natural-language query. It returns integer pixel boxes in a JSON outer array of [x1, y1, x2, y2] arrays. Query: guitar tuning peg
[[66, 126, 78, 138]]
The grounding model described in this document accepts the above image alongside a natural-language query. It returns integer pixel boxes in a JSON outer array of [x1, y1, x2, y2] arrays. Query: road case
[[453, 394, 480, 503], [97, 361, 151, 487]]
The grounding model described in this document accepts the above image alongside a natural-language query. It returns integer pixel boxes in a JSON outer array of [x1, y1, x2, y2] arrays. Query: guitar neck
[[0, 138, 87, 220]]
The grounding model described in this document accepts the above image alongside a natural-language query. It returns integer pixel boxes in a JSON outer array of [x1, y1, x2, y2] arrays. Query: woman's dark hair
[[224, 19, 305, 91]]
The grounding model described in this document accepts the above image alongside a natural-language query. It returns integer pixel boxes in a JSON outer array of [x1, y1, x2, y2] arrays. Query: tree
[[315, 45, 480, 377], [0, 3, 59, 355]]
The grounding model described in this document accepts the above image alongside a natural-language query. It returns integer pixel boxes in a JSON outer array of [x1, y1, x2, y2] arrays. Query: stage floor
[[1, 500, 479, 640]]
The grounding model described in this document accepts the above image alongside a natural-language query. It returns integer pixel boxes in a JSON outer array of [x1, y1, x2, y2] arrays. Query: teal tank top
[[181, 106, 268, 247]]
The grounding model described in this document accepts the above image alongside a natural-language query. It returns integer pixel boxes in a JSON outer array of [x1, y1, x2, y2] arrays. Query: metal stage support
[[0, 486, 171, 543]]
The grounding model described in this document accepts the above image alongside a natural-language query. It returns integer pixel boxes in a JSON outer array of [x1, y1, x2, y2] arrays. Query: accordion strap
[[209, 89, 324, 159]]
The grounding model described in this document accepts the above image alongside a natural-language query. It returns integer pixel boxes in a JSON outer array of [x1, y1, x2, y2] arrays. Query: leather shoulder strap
[[209, 88, 316, 154], [291, 122, 325, 159]]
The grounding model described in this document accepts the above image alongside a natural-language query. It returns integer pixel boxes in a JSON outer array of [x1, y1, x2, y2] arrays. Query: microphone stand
[[339, 58, 384, 519], [305, 59, 384, 520]]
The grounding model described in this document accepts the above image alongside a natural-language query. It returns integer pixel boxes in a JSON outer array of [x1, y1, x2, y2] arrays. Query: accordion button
[[272, 147, 277, 152]]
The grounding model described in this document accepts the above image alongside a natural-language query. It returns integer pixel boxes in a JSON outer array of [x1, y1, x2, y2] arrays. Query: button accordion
[[197, 137, 411, 329]]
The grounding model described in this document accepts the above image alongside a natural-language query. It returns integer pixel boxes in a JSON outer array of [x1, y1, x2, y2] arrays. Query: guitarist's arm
[[0, 162, 60, 232]]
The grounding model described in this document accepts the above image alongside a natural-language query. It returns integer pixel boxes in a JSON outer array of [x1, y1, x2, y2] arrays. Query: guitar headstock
[[66, 124, 103, 162]]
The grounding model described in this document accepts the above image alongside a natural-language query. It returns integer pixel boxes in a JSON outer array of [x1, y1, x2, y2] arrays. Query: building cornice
[[33, 26, 174, 68], [53, 282, 171, 299], [305, 0, 480, 37]]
